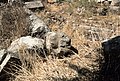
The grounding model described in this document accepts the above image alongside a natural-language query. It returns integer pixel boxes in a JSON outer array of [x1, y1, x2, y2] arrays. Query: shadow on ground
[[52, 62, 99, 81]]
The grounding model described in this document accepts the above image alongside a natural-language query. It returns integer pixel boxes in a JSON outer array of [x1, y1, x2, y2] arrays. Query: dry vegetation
[[0, 3, 29, 49], [0, 0, 120, 81]]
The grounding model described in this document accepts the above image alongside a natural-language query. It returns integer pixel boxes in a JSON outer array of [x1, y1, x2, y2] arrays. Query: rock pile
[[0, 1, 77, 73]]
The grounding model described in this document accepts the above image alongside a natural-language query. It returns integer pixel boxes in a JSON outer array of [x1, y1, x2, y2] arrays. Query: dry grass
[[0, 0, 120, 81], [0, 3, 29, 49]]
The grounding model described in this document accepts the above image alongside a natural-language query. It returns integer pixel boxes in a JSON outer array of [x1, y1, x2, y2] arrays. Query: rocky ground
[[0, 0, 120, 81]]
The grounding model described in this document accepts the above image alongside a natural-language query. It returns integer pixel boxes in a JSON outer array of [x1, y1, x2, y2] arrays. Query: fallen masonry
[[45, 32, 75, 57], [7, 36, 45, 58], [0, 1, 77, 74], [25, 1, 44, 9], [29, 13, 51, 38]]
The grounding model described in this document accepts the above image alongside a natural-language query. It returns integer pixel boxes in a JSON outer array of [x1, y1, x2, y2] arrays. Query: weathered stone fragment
[[23, 6, 51, 38], [96, 0, 120, 6], [29, 14, 51, 39], [7, 36, 45, 58], [25, 1, 44, 9], [0, 49, 11, 72], [48, 0, 58, 3], [45, 32, 73, 58]]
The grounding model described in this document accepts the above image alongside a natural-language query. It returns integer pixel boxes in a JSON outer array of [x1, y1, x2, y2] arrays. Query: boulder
[[102, 36, 120, 62], [7, 36, 45, 58], [0, 36, 45, 73], [45, 32, 74, 58], [29, 14, 51, 39], [102, 36, 120, 81]]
